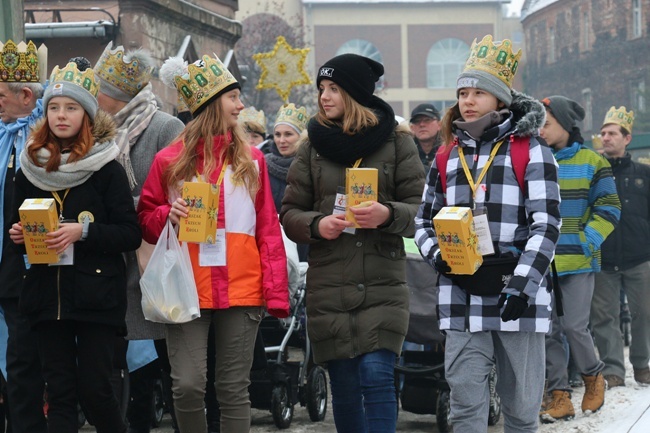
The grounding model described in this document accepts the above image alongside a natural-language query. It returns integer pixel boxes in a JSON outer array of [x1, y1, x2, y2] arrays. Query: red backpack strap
[[510, 135, 530, 193], [435, 138, 456, 194]]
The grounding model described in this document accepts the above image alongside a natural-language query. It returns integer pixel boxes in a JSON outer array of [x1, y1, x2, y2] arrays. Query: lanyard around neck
[[457, 140, 504, 201], [196, 159, 229, 187], [51, 189, 71, 221]]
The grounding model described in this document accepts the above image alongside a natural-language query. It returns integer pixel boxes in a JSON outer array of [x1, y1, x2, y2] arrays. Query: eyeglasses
[[411, 116, 437, 125]]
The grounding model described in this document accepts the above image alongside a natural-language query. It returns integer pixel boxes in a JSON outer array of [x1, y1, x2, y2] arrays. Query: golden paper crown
[[49, 62, 100, 97], [275, 103, 309, 132], [94, 42, 154, 97], [591, 134, 603, 150], [0, 40, 48, 83], [174, 55, 239, 115], [239, 107, 266, 131], [603, 106, 634, 133], [463, 35, 521, 89]]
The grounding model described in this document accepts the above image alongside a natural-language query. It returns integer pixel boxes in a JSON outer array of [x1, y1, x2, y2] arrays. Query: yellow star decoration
[[253, 36, 311, 102]]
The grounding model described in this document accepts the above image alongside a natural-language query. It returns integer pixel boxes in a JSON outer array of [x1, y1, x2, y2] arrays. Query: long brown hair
[[164, 99, 259, 198], [27, 113, 94, 172], [440, 102, 462, 147], [315, 86, 378, 135]]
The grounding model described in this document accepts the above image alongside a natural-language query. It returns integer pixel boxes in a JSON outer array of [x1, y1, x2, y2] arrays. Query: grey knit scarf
[[19, 140, 119, 191], [113, 83, 157, 190]]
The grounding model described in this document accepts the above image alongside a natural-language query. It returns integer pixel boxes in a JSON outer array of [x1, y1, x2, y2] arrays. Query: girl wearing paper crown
[[8, 61, 142, 433], [281, 53, 425, 431], [138, 55, 289, 433], [414, 35, 561, 432]]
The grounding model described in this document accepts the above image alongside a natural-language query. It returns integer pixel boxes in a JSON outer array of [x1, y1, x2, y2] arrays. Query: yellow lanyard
[[196, 159, 229, 188], [51, 189, 71, 221], [457, 140, 504, 202], [352, 158, 362, 168]]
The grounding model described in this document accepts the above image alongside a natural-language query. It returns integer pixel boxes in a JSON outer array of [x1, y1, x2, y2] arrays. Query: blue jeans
[[327, 349, 397, 433]]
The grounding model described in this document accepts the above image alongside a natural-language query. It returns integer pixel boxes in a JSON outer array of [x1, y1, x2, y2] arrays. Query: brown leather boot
[[539, 390, 575, 423], [582, 373, 605, 413], [634, 367, 650, 385]]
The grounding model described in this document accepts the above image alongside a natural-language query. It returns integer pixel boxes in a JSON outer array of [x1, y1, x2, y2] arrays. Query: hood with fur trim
[[509, 89, 545, 137], [31, 109, 117, 145]]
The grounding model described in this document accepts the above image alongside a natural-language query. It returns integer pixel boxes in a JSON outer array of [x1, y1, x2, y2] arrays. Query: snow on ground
[[539, 351, 650, 433]]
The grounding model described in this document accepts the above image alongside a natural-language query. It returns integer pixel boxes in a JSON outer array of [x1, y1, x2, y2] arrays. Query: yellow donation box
[[345, 167, 378, 228], [19, 198, 60, 264], [433, 206, 483, 275], [179, 181, 219, 244]]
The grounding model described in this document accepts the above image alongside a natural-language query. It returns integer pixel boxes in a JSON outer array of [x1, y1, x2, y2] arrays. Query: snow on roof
[[521, 0, 560, 20]]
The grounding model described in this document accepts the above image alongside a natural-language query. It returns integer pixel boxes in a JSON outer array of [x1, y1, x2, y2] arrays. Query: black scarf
[[308, 96, 395, 166], [265, 140, 294, 180]]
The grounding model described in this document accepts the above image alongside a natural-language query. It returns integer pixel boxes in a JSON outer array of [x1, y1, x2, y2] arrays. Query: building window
[[582, 89, 593, 132], [549, 26, 555, 63], [631, 80, 646, 112], [583, 12, 590, 51], [633, 0, 643, 38], [426, 38, 470, 89], [335, 39, 384, 89]]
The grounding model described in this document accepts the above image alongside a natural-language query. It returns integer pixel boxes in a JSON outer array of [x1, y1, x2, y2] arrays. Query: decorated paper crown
[[160, 55, 239, 116], [591, 134, 603, 151], [0, 40, 48, 83], [239, 107, 267, 131], [603, 106, 634, 133], [275, 103, 309, 132], [463, 35, 521, 89], [49, 62, 100, 97], [94, 42, 154, 98]]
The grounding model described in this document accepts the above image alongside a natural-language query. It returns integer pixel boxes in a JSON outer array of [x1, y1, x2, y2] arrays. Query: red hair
[[27, 113, 94, 172]]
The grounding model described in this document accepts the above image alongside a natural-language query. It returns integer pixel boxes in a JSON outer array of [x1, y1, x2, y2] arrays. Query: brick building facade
[[23, 0, 242, 113], [522, 0, 650, 135]]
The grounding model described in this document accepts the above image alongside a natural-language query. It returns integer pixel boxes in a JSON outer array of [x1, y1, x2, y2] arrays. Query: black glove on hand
[[497, 293, 529, 322], [433, 250, 452, 275]]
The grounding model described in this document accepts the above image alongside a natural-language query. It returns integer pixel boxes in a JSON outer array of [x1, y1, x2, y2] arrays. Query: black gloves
[[497, 293, 529, 322], [433, 250, 452, 275]]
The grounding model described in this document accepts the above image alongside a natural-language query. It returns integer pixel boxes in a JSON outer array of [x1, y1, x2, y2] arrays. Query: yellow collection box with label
[[19, 198, 60, 264], [179, 181, 219, 244], [345, 167, 378, 228], [432, 206, 483, 275]]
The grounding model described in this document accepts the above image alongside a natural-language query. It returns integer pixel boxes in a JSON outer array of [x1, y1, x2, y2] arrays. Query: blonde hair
[[164, 100, 259, 198], [315, 87, 378, 135]]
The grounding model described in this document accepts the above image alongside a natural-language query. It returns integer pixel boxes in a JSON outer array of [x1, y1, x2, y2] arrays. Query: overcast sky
[[508, 0, 525, 15]]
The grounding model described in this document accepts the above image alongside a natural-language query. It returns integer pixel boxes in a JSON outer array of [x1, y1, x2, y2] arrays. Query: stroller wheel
[[305, 366, 328, 422], [487, 366, 501, 426], [271, 384, 294, 429], [436, 390, 452, 433]]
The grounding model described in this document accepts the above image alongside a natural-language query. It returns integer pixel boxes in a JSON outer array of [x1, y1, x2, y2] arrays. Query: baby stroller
[[394, 252, 501, 433], [249, 264, 328, 429]]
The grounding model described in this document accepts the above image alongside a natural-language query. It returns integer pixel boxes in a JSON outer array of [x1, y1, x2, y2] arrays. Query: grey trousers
[[546, 273, 603, 391], [592, 262, 650, 378], [165, 307, 262, 433], [445, 330, 545, 433]]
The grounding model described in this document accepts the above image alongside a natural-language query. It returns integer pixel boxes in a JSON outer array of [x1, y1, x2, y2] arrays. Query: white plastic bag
[[140, 219, 200, 323]]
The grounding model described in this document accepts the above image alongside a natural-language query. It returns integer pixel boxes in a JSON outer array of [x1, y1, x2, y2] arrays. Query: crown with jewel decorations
[[603, 106, 634, 133], [94, 42, 154, 98], [275, 103, 309, 133], [164, 55, 240, 116], [49, 62, 100, 97], [462, 35, 521, 89], [239, 107, 266, 134], [0, 40, 48, 83]]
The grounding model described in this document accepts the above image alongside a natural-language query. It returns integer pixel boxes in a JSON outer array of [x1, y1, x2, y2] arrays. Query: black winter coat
[[601, 153, 650, 271]]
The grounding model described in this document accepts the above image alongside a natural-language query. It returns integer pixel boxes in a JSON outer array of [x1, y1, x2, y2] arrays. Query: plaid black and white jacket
[[415, 91, 561, 333]]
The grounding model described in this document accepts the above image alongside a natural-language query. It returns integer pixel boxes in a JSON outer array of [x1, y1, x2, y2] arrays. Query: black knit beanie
[[316, 54, 384, 106], [541, 95, 585, 133]]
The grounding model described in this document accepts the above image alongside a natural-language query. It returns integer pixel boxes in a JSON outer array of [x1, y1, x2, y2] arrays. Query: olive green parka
[[281, 128, 425, 364]]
